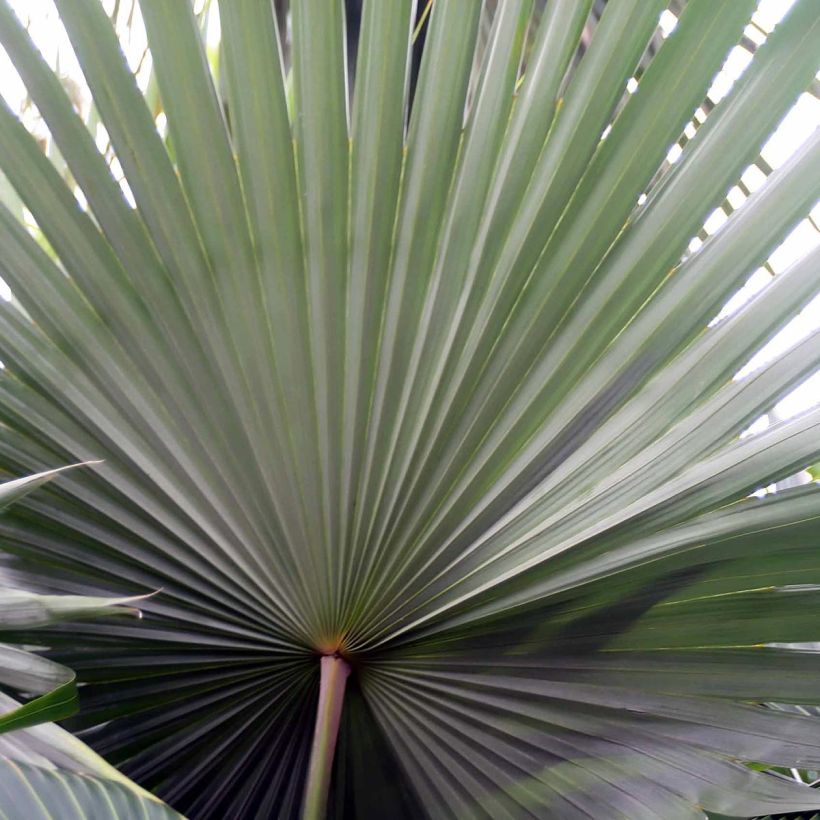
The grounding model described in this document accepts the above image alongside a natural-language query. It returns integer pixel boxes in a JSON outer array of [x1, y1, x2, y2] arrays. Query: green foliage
[[0, 686, 180, 817], [0, 469, 144, 733], [0, 472, 177, 815], [0, 0, 818, 817]]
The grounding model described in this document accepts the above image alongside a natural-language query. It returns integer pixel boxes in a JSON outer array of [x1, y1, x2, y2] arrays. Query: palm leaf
[[0, 0, 819, 817], [0, 472, 175, 813], [0, 470, 145, 733], [0, 692, 180, 817]]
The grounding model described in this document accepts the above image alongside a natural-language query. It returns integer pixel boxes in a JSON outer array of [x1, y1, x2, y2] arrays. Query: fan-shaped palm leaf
[[0, 0, 819, 818]]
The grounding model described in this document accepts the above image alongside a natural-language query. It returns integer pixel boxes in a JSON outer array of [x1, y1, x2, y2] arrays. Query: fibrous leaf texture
[[0, 0, 819, 818]]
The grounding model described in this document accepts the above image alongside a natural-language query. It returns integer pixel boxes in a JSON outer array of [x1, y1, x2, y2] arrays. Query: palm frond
[[0, 0, 818, 817], [0, 472, 172, 812], [0, 691, 180, 817], [0, 470, 145, 733]]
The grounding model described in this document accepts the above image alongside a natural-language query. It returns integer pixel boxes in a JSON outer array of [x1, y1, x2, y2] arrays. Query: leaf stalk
[[301, 654, 350, 820]]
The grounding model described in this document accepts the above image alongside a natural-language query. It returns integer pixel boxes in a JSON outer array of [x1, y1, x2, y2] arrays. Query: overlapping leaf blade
[[0, 470, 145, 733], [0, 693, 180, 818], [0, 473, 173, 813]]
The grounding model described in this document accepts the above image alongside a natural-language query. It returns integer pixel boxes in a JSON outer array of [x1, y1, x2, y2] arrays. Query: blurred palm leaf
[[0, 0, 819, 818]]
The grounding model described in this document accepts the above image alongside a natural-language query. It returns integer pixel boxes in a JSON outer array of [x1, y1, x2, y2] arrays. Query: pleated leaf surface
[[0, 0, 819, 817]]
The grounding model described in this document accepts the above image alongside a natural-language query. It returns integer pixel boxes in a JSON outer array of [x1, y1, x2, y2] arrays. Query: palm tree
[[0, 0, 819, 817]]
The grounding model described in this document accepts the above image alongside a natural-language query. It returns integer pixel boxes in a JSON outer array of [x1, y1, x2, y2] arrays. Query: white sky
[[0, 0, 818, 438]]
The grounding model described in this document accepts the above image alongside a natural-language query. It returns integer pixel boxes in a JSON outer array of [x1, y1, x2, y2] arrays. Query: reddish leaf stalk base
[[301, 654, 351, 820]]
